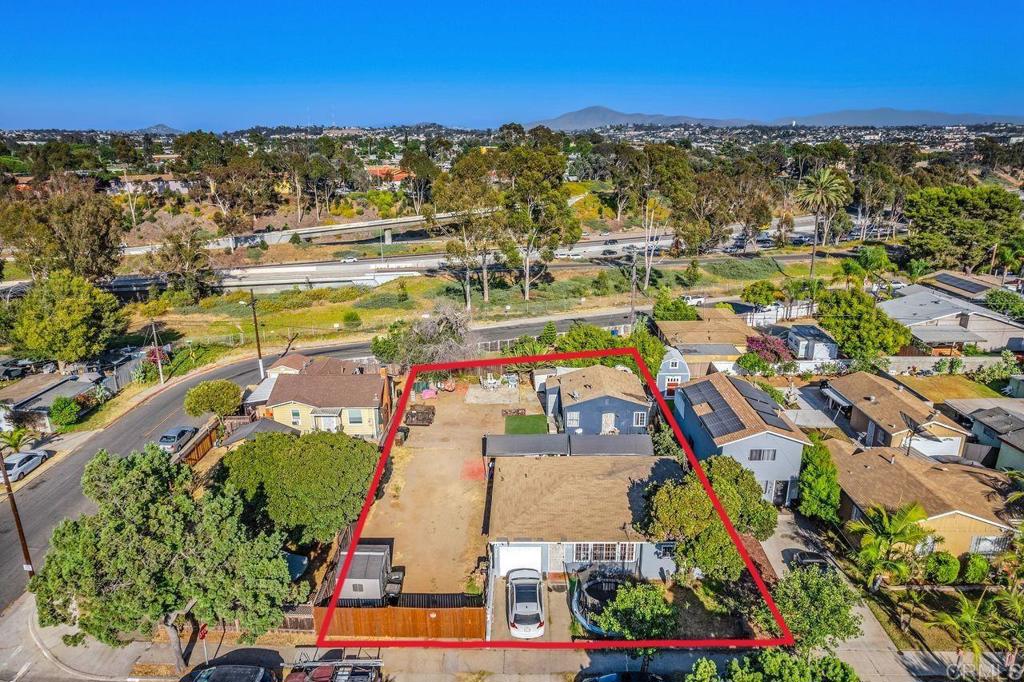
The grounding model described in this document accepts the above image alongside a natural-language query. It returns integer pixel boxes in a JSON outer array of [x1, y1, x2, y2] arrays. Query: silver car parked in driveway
[[3, 450, 50, 482], [506, 568, 545, 639]]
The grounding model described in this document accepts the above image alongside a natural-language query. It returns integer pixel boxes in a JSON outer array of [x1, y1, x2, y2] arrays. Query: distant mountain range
[[527, 105, 1024, 130], [135, 124, 181, 135]]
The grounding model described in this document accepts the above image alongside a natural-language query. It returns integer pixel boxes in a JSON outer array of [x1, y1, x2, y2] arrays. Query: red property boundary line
[[316, 346, 795, 650]]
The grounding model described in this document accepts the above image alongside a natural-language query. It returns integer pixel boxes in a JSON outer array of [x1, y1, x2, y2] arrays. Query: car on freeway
[[567, 252, 583, 260], [791, 550, 833, 572], [600, 249, 618, 256], [603, 238, 619, 246], [194, 665, 275, 682], [158, 426, 198, 454], [3, 450, 50, 482], [339, 256, 359, 263], [506, 568, 545, 639]]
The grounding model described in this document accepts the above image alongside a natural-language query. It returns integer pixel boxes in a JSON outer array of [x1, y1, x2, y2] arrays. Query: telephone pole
[[0, 453, 34, 578], [248, 290, 265, 380]]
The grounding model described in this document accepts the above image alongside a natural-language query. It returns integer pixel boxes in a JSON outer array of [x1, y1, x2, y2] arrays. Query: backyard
[[895, 374, 1003, 403]]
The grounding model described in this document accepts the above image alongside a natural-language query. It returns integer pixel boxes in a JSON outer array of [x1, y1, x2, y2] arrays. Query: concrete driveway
[[762, 510, 917, 681]]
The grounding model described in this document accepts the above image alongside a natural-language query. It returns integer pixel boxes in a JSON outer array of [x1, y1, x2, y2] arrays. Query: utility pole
[[628, 252, 638, 326], [150, 319, 165, 385], [0, 449, 34, 578], [248, 289, 265, 380]]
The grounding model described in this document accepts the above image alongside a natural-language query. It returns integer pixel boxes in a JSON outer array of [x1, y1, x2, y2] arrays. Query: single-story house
[[0, 373, 102, 433], [823, 372, 970, 458], [265, 373, 392, 440], [786, 324, 839, 362], [544, 365, 652, 435], [827, 440, 1019, 557], [970, 407, 1024, 448], [673, 373, 809, 505], [919, 270, 1000, 304], [487, 455, 683, 579], [267, 353, 379, 378], [880, 285, 1024, 353], [997, 430, 1024, 472], [483, 433, 655, 458]]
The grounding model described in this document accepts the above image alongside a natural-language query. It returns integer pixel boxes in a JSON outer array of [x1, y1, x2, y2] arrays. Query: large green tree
[[183, 379, 242, 425], [223, 431, 378, 543], [798, 435, 841, 523], [755, 567, 862, 656], [646, 456, 778, 582], [12, 270, 127, 369], [148, 223, 217, 303], [29, 445, 290, 671], [816, 289, 911, 364]]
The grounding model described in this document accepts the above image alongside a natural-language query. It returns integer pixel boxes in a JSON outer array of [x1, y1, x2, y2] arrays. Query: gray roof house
[[880, 286, 1024, 352], [786, 325, 839, 361], [672, 373, 809, 505], [0, 373, 101, 433], [544, 365, 653, 435]]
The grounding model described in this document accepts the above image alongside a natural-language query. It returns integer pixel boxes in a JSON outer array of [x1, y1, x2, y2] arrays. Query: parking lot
[[362, 383, 540, 594]]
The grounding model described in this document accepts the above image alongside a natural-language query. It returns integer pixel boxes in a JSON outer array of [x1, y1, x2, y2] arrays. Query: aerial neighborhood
[[3, 67, 1024, 682]]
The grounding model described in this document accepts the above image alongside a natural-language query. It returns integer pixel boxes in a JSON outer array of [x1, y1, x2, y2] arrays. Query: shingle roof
[[266, 373, 384, 409], [488, 456, 683, 541], [547, 365, 649, 407], [269, 353, 370, 376], [656, 317, 753, 348], [973, 407, 1024, 435], [222, 418, 300, 447], [679, 372, 808, 446], [826, 440, 1014, 529], [825, 372, 968, 437]]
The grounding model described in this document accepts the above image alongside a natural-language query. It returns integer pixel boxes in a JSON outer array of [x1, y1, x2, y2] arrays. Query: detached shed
[[339, 545, 392, 602]]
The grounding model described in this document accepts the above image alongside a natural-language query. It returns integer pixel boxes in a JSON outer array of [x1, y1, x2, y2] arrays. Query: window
[[566, 411, 580, 428], [351, 583, 364, 593], [348, 409, 363, 425], [970, 534, 1011, 556], [669, 360, 679, 369], [761, 480, 772, 496], [749, 449, 777, 461], [664, 376, 682, 397], [633, 411, 648, 428], [290, 409, 301, 426], [573, 543, 636, 563]]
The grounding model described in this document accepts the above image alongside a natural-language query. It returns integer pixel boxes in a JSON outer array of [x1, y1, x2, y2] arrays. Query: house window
[[290, 409, 301, 426], [573, 543, 636, 562], [348, 409, 363, 425], [749, 449, 777, 461], [761, 480, 772, 496], [664, 376, 682, 397], [566, 411, 580, 428], [669, 360, 679, 369], [633, 411, 648, 428], [351, 583, 364, 593], [970, 534, 1011, 556]]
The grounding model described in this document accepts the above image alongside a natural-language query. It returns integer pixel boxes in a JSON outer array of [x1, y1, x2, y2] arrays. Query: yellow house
[[827, 440, 1018, 557], [265, 373, 391, 441]]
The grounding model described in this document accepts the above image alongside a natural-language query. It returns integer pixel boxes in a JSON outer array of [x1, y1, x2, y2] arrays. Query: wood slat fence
[[314, 606, 485, 640]]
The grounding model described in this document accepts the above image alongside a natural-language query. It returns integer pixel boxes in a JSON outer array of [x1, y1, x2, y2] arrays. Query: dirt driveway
[[362, 384, 539, 593]]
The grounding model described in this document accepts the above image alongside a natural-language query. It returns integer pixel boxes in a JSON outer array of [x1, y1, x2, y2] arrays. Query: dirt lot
[[361, 383, 542, 594]]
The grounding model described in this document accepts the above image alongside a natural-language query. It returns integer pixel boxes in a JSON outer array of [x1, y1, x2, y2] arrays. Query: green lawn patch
[[896, 374, 1002, 402], [504, 414, 548, 435], [703, 257, 782, 281]]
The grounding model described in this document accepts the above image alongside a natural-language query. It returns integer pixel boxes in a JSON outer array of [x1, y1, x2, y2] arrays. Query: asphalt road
[[0, 310, 634, 612]]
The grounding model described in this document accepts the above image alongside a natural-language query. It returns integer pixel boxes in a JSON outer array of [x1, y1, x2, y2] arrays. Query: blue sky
[[2, 0, 1022, 131]]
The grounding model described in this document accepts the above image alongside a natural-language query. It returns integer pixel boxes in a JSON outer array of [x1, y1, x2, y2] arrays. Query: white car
[[506, 568, 545, 639], [340, 256, 359, 264], [682, 295, 706, 306], [3, 450, 50, 482], [567, 252, 583, 260]]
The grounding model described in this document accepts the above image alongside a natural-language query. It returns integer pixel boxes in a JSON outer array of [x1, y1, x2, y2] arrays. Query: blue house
[[673, 373, 809, 505], [545, 365, 653, 435]]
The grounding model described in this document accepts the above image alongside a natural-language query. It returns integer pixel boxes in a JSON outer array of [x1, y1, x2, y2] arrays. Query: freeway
[[0, 310, 636, 612]]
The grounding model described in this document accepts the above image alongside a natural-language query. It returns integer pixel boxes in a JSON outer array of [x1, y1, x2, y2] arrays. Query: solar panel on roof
[[703, 410, 745, 438], [934, 272, 989, 295], [759, 411, 792, 430]]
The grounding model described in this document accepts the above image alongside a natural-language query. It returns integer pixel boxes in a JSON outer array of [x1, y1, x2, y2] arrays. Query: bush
[[960, 553, 990, 584], [738, 352, 773, 376], [704, 257, 780, 281], [342, 310, 362, 329], [50, 395, 82, 426], [132, 360, 160, 384], [925, 551, 960, 584]]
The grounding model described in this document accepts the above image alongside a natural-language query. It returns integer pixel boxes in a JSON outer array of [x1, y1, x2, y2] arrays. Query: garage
[[910, 435, 962, 458], [493, 544, 543, 577]]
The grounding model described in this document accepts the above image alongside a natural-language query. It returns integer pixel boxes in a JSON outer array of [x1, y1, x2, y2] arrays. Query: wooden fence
[[174, 419, 218, 467], [314, 606, 485, 640]]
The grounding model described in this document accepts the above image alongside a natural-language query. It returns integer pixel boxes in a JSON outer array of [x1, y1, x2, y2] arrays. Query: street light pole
[[0, 457, 34, 578], [248, 289, 265, 380]]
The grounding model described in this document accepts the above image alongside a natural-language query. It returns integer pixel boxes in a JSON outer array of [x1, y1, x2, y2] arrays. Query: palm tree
[[898, 588, 927, 633], [904, 258, 931, 284], [794, 168, 852, 285], [832, 259, 866, 291], [993, 587, 1024, 674], [847, 502, 930, 589], [929, 590, 997, 675], [1004, 469, 1024, 506], [780, 278, 807, 320], [0, 427, 34, 456]]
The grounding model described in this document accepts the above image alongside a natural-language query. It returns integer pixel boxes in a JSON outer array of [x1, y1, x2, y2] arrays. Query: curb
[[27, 613, 177, 682]]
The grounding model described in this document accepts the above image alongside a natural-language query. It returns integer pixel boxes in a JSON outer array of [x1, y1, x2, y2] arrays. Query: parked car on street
[[506, 568, 545, 639], [0, 364, 24, 380], [194, 665, 275, 682], [3, 450, 50, 482], [157, 426, 198, 453]]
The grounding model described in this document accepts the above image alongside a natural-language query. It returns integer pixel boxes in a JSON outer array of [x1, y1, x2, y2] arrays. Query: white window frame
[[749, 448, 777, 462], [761, 480, 772, 496], [290, 409, 301, 426], [970, 534, 1010, 556], [347, 409, 363, 425], [633, 411, 648, 428], [566, 411, 580, 428], [573, 542, 636, 563], [669, 360, 679, 369]]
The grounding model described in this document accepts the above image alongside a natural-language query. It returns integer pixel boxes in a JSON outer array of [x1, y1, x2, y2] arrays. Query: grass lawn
[[504, 414, 548, 435], [61, 382, 150, 433], [896, 374, 1003, 402], [862, 589, 966, 652]]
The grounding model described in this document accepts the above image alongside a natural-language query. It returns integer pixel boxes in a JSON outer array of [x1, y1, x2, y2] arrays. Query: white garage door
[[495, 545, 543, 577], [911, 436, 961, 457]]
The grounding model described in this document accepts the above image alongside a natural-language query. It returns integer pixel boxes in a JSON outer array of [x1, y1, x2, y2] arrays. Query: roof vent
[[889, 454, 896, 464], [866, 395, 876, 402], [569, 390, 581, 400]]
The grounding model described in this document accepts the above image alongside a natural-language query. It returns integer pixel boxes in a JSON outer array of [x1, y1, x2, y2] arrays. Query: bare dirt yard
[[361, 382, 542, 594]]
